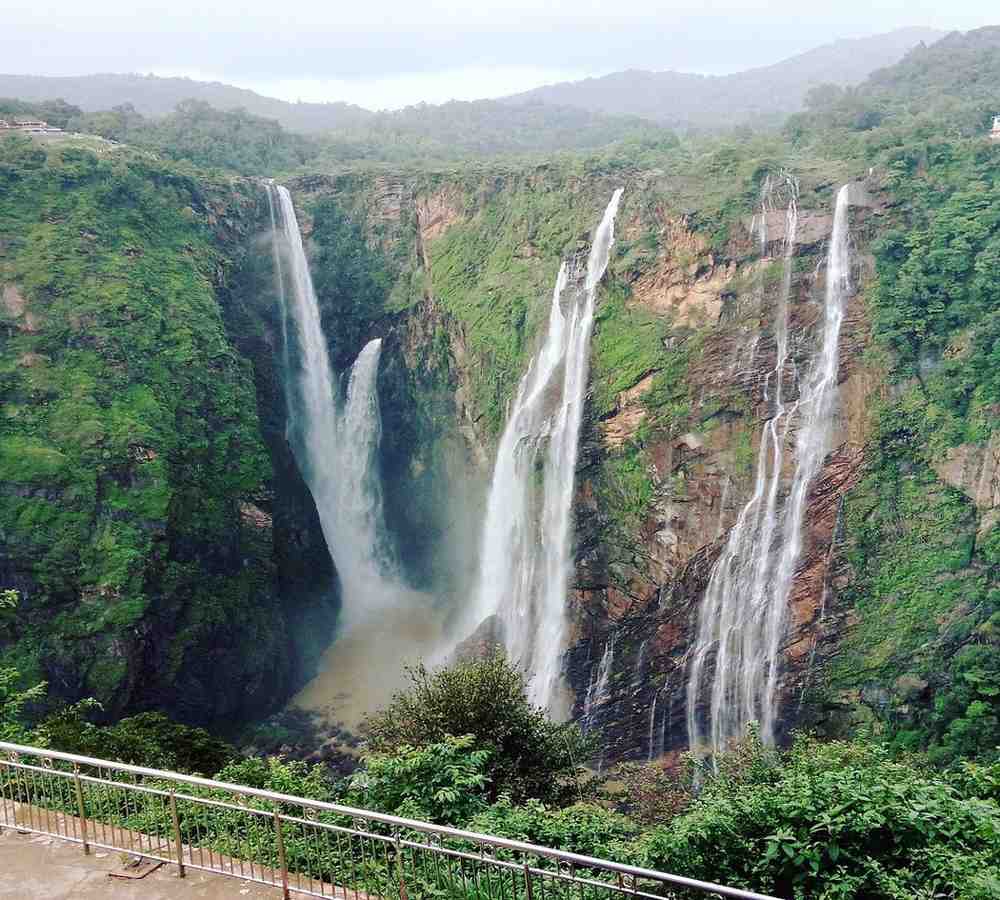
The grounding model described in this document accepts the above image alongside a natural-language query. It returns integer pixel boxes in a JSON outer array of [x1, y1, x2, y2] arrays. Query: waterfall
[[686, 182, 852, 760], [469, 189, 624, 713], [583, 633, 617, 730], [267, 183, 396, 624], [647, 691, 659, 761]]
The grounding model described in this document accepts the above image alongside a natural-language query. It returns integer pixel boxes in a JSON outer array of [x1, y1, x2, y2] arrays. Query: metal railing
[[0, 741, 780, 900]]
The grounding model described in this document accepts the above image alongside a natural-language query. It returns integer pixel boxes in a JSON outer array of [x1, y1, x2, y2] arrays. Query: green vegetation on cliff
[[0, 134, 290, 723], [792, 28, 1000, 761]]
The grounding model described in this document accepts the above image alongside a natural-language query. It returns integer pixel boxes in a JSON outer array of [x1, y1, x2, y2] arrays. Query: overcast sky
[[4, 0, 998, 109]]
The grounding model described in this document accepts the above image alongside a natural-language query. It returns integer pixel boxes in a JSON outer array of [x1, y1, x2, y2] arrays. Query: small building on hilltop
[[9, 118, 62, 133], [992, 115, 1000, 143]]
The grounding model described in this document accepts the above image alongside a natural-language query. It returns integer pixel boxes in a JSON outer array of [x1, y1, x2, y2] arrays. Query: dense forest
[[3, 23, 1000, 900]]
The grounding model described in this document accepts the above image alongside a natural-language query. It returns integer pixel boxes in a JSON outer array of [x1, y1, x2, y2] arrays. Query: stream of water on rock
[[686, 182, 852, 761], [467, 189, 624, 714]]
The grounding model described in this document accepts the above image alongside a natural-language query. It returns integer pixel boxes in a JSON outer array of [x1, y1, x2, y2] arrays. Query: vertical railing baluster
[[394, 828, 408, 899], [273, 811, 290, 899], [168, 790, 185, 878], [72, 764, 89, 855]]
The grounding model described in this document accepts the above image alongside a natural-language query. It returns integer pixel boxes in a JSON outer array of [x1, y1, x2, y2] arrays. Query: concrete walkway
[[0, 826, 286, 899]]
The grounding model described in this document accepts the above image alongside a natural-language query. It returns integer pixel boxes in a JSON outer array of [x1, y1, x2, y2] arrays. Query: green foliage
[[634, 734, 1000, 899], [0, 666, 46, 743], [362, 654, 596, 805], [872, 185, 1000, 412], [348, 734, 491, 825], [71, 100, 317, 176], [426, 177, 604, 434], [0, 138, 281, 718], [468, 797, 637, 859], [590, 283, 667, 418], [39, 708, 238, 775], [214, 755, 336, 800], [308, 198, 392, 370], [0, 97, 82, 129]]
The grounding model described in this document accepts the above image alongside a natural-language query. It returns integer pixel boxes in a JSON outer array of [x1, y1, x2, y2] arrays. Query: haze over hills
[[1, 26, 945, 138], [503, 27, 946, 128]]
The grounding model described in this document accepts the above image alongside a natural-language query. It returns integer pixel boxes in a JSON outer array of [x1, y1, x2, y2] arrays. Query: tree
[[347, 735, 491, 825], [362, 653, 596, 805]]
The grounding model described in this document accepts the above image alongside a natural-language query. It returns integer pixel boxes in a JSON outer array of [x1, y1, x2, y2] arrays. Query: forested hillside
[[505, 27, 943, 128], [0, 136, 335, 724]]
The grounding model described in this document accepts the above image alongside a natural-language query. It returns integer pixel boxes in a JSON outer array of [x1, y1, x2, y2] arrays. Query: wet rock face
[[568, 188, 883, 763], [932, 431, 1000, 536], [285, 170, 888, 762]]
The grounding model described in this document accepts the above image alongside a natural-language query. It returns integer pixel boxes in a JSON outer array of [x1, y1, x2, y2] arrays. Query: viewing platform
[[0, 825, 283, 898]]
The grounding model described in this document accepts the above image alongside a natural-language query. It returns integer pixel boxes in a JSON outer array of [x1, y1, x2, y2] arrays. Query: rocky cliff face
[[285, 165, 900, 761]]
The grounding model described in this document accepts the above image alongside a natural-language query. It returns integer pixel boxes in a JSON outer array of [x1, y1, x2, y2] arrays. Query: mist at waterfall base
[[686, 182, 853, 761], [267, 184, 443, 730], [467, 189, 624, 716]]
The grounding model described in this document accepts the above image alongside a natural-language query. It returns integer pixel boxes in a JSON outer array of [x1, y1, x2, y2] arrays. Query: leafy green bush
[[39, 707, 238, 775], [0, 667, 45, 743], [468, 797, 637, 859], [362, 653, 595, 805], [633, 735, 1000, 899], [347, 734, 491, 825]]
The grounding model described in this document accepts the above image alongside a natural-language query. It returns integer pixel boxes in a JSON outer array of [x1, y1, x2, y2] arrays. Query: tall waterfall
[[267, 183, 395, 623], [687, 182, 852, 759], [470, 189, 624, 713]]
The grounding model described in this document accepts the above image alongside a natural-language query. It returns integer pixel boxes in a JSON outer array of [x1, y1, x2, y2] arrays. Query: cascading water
[[686, 182, 852, 760], [468, 189, 624, 713], [583, 633, 616, 731], [267, 183, 396, 622]]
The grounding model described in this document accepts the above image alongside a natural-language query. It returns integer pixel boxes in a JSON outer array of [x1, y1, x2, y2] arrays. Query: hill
[[503, 27, 945, 129], [0, 72, 373, 133]]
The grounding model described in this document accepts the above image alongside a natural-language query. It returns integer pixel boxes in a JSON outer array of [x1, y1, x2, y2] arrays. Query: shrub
[[468, 796, 637, 859], [362, 653, 596, 805], [633, 735, 1000, 899], [0, 667, 46, 743], [347, 734, 491, 825], [39, 707, 238, 775]]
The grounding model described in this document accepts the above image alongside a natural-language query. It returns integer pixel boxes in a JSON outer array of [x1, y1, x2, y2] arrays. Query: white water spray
[[687, 182, 852, 760], [469, 189, 624, 712]]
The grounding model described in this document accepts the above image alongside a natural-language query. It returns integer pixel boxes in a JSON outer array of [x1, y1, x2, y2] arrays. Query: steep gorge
[[281, 164, 888, 760], [284, 145, 999, 766]]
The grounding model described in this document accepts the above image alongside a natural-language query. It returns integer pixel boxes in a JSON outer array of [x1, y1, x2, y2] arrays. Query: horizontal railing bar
[[0, 740, 782, 900]]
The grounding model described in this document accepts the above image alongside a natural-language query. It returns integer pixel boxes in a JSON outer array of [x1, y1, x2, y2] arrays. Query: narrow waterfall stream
[[468, 189, 624, 714], [267, 183, 440, 729], [687, 183, 853, 760], [268, 184, 395, 610]]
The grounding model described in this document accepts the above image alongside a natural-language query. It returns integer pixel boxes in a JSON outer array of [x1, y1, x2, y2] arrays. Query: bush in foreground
[[362, 653, 595, 805]]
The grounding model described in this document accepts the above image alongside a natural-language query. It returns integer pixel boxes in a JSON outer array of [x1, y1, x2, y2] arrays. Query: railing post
[[168, 790, 185, 878], [273, 811, 290, 899], [523, 859, 534, 900], [72, 764, 89, 855], [394, 829, 408, 900]]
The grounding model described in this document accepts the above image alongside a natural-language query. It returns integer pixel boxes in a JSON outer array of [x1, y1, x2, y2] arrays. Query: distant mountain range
[[0, 72, 373, 133], [501, 27, 946, 128], [0, 27, 946, 134]]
